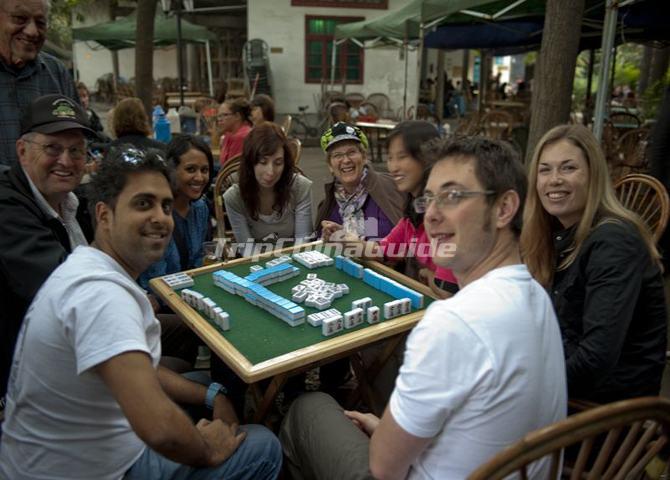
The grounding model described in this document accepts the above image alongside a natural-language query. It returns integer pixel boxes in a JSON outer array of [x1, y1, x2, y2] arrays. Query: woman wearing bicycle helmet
[[316, 122, 404, 241]]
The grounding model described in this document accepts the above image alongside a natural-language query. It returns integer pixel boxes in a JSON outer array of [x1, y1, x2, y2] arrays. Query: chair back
[[468, 396, 670, 480], [614, 173, 670, 241], [479, 109, 514, 140], [288, 137, 303, 165], [609, 127, 650, 179], [213, 155, 242, 239], [281, 114, 292, 134]]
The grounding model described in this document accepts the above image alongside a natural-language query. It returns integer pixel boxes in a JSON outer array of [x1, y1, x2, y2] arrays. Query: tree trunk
[[526, 0, 585, 163], [637, 45, 653, 96], [649, 46, 670, 87], [109, 0, 120, 89], [135, 0, 157, 116]]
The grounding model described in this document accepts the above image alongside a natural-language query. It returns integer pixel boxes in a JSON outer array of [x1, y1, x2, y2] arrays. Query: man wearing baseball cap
[[0, 94, 94, 404]]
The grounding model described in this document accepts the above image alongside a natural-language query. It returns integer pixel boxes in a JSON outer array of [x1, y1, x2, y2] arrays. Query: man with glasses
[[0, 0, 79, 167], [0, 94, 91, 406], [280, 136, 567, 479], [0, 147, 282, 479]]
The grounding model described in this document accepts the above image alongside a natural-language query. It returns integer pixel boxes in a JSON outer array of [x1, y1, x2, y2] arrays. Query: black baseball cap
[[20, 94, 96, 136]]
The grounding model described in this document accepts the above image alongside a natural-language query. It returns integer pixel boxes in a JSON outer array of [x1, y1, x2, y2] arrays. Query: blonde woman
[[521, 124, 666, 403]]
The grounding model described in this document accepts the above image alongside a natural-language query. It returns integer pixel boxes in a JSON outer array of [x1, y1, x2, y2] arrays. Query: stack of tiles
[[383, 298, 411, 320], [245, 263, 300, 286], [322, 315, 344, 336], [367, 306, 381, 324], [290, 274, 349, 310], [362, 268, 424, 309], [292, 250, 334, 269], [212, 269, 305, 327], [351, 297, 373, 319], [249, 264, 264, 273], [265, 255, 292, 268], [180, 289, 230, 330], [335, 255, 364, 279], [245, 284, 305, 326], [307, 308, 342, 328], [343, 307, 364, 328], [161, 272, 195, 289]]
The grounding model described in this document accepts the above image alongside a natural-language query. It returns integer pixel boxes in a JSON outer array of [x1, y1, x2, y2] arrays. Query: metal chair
[[468, 396, 670, 480], [614, 173, 670, 241]]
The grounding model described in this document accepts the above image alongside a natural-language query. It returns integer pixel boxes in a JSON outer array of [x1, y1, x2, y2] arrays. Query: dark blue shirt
[[0, 52, 78, 166]]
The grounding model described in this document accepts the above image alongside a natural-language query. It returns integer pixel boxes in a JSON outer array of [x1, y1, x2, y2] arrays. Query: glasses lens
[[43, 144, 64, 157]]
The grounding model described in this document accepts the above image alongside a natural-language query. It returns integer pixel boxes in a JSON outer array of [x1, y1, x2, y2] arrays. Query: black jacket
[[551, 220, 667, 403], [0, 164, 73, 398]]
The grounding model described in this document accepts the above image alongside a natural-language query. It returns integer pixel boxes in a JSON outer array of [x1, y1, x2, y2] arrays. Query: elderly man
[[280, 136, 567, 479], [0, 0, 79, 166], [0, 147, 282, 479], [0, 94, 91, 403]]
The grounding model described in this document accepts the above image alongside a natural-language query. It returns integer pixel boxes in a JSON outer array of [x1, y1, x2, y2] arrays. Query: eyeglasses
[[413, 189, 496, 213], [330, 149, 362, 162], [24, 139, 87, 160], [117, 147, 167, 166], [217, 112, 234, 119], [0, 8, 47, 30]]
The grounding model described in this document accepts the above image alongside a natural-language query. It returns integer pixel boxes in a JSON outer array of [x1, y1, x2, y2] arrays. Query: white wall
[[73, 0, 179, 91], [247, 0, 418, 115]]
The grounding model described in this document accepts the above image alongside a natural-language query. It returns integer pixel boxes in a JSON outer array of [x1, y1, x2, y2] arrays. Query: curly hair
[[111, 97, 152, 138], [238, 122, 295, 220], [88, 146, 171, 213], [166, 133, 214, 183], [250, 94, 276, 122]]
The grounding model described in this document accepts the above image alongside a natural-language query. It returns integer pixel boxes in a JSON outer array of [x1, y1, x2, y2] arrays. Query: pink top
[[379, 217, 457, 284], [219, 123, 252, 166]]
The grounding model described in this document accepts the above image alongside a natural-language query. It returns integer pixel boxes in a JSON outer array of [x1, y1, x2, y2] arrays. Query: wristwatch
[[205, 382, 227, 410]]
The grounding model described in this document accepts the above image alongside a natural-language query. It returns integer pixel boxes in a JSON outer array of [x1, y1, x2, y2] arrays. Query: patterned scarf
[[334, 166, 369, 238]]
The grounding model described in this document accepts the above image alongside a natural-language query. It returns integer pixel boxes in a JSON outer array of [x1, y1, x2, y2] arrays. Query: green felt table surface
[[185, 258, 433, 366]]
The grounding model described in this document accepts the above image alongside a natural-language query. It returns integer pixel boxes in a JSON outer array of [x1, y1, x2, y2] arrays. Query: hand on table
[[321, 221, 343, 242], [344, 410, 380, 437], [213, 393, 239, 425], [197, 418, 246, 467]]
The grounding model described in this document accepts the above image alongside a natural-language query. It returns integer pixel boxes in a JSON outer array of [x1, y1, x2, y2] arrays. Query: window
[[305, 16, 364, 84], [293, 0, 387, 8]]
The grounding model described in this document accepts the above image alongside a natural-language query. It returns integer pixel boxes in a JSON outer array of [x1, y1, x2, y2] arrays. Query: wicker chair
[[479, 109, 515, 140], [468, 396, 670, 480], [288, 137, 302, 165], [614, 173, 670, 241], [366, 93, 394, 119], [281, 114, 292, 134], [213, 155, 242, 239], [609, 127, 650, 179]]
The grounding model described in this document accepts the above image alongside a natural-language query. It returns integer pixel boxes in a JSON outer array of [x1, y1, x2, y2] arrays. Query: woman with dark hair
[[522, 124, 666, 403], [223, 122, 313, 246], [76, 82, 104, 133], [250, 94, 276, 125], [139, 134, 213, 290], [109, 97, 166, 152], [323, 121, 457, 297], [218, 97, 253, 165]]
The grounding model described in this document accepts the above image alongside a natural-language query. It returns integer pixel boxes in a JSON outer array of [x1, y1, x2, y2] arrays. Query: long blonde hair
[[521, 124, 660, 287]]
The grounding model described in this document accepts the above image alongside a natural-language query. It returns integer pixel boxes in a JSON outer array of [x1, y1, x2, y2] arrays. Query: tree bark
[[135, 0, 157, 116], [526, 0, 585, 163], [637, 45, 653, 96], [649, 46, 670, 88]]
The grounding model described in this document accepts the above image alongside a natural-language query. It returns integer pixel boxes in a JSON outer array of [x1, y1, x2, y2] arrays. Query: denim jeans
[[124, 424, 282, 480]]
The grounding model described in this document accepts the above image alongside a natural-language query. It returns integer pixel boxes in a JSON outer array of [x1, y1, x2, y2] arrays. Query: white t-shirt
[[389, 264, 567, 479], [0, 246, 161, 480]]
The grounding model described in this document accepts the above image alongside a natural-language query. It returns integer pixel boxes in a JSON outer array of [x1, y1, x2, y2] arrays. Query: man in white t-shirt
[[280, 136, 567, 479], [0, 148, 282, 480]]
